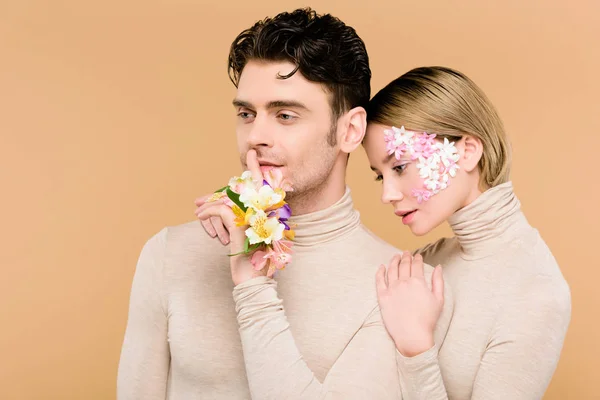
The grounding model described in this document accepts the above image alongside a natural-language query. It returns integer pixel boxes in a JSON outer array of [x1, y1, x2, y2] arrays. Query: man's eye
[[277, 113, 296, 121]]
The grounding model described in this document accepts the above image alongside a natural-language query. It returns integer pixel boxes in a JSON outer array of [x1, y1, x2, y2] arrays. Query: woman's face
[[363, 123, 479, 236]]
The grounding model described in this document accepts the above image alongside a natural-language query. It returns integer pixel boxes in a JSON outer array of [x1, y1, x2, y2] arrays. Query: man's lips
[[258, 161, 283, 174], [258, 160, 282, 167]]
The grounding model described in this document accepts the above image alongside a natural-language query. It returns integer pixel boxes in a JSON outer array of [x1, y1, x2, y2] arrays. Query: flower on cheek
[[412, 189, 433, 204], [385, 126, 415, 160], [383, 126, 460, 204]]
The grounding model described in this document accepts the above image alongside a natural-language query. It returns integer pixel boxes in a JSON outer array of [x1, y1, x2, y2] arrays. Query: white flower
[[439, 173, 449, 190], [437, 138, 459, 161], [417, 156, 439, 179], [228, 171, 255, 193], [429, 152, 441, 165], [392, 126, 414, 149], [416, 157, 430, 178], [245, 210, 285, 245], [441, 156, 451, 167], [448, 163, 460, 177], [239, 184, 283, 211], [425, 178, 439, 191]]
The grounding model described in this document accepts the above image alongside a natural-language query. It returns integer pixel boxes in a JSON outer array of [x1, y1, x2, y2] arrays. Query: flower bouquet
[[208, 168, 295, 277]]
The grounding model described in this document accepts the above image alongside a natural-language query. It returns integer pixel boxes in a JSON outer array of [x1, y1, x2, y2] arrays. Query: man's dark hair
[[228, 8, 371, 121]]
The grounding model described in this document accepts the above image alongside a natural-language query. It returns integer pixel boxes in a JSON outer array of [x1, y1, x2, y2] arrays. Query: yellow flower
[[232, 205, 248, 227], [206, 191, 227, 202], [245, 210, 285, 245]]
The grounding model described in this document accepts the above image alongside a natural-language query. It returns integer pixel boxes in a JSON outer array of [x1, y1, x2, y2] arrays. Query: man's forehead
[[236, 61, 328, 106]]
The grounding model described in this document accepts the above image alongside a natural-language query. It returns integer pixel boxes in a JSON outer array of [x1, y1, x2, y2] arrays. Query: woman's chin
[[409, 227, 428, 236], [405, 220, 433, 237]]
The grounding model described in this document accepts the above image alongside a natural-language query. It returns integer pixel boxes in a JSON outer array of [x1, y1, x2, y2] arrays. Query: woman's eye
[[393, 164, 408, 174]]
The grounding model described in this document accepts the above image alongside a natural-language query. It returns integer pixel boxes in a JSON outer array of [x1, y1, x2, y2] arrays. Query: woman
[[364, 66, 570, 399], [197, 66, 571, 399]]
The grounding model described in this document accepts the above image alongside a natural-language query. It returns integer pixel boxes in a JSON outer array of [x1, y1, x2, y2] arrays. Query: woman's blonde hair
[[366, 66, 511, 189]]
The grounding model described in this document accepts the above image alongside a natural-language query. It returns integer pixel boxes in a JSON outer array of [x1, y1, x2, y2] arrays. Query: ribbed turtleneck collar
[[448, 182, 530, 259], [287, 187, 361, 247]]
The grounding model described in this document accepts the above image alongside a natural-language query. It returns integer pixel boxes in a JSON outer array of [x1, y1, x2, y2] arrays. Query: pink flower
[[263, 168, 293, 192], [228, 171, 258, 194], [250, 249, 270, 271], [384, 130, 407, 160], [386, 140, 406, 160], [272, 239, 293, 256], [412, 189, 433, 204], [249, 239, 294, 276], [411, 132, 437, 159]]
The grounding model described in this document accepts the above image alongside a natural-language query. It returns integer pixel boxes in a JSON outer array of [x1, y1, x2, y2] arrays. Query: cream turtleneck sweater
[[116, 188, 454, 399], [396, 182, 571, 400]]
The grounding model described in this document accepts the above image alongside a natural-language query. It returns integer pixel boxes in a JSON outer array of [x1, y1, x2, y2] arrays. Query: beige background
[[1, 0, 598, 398]]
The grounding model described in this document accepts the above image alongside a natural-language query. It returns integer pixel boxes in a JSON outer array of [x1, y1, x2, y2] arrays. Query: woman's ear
[[339, 106, 367, 153], [459, 135, 484, 172]]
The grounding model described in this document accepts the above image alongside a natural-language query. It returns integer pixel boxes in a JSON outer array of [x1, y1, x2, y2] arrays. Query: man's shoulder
[[356, 224, 404, 254], [162, 219, 204, 241], [144, 219, 229, 261], [414, 237, 459, 266], [355, 225, 452, 277]]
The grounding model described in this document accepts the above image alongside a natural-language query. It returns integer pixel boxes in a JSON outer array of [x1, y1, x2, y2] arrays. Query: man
[[117, 8, 452, 399]]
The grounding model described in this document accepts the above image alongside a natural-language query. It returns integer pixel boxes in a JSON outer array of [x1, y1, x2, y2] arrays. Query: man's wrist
[[230, 256, 266, 286]]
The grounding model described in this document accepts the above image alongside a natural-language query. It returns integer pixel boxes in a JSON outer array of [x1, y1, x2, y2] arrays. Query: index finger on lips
[[246, 149, 264, 183]]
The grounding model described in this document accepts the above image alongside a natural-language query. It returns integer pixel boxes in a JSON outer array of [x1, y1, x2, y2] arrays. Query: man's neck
[[288, 158, 348, 215], [287, 181, 346, 215]]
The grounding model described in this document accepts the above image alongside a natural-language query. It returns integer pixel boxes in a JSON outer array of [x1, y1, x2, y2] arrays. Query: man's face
[[234, 60, 339, 200]]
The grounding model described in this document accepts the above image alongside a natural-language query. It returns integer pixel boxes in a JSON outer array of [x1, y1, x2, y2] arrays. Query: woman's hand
[[376, 251, 444, 357]]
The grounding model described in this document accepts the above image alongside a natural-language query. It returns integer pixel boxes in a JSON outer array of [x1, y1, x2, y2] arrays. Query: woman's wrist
[[395, 333, 435, 358]]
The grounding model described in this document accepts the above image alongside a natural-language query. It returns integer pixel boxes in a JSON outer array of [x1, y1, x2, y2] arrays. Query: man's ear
[[338, 106, 367, 153], [458, 134, 484, 172]]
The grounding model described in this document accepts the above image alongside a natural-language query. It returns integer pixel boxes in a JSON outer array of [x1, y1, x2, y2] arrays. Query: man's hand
[[375, 251, 444, 357], [194, 195, 231, 245], [194, 149, 267, 285]]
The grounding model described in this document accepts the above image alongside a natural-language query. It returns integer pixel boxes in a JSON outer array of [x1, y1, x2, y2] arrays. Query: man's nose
[[247, 117, 274, 148]]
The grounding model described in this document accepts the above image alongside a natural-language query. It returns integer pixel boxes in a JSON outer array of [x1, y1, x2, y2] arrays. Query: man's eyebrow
[[232, 99, 309, 111], [232, 99, 253, 109], [266, 100, 309, 111]]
